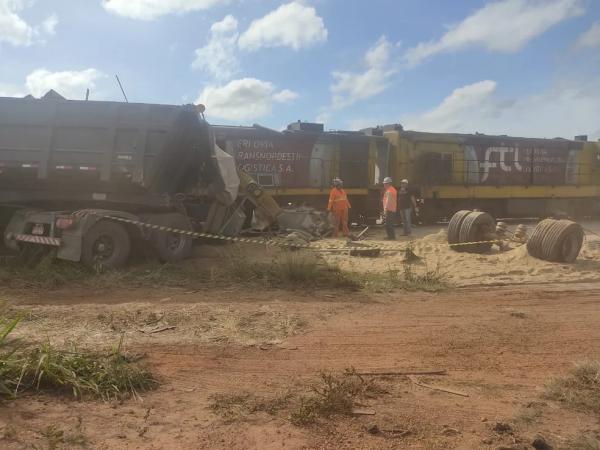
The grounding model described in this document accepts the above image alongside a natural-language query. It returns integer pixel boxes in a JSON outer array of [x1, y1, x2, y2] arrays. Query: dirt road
[[2, 282, 599, 449]]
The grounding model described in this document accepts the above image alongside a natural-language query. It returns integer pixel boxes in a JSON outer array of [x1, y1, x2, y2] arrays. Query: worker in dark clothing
[[398, 179, 418, 236]]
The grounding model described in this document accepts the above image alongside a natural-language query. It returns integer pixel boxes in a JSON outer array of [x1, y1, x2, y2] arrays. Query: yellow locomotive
[[383, 125, 600, 221]]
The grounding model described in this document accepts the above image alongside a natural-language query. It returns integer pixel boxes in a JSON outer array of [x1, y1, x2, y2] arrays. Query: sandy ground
[[319, 222, 600, 287], [2, 223, 600, 449]]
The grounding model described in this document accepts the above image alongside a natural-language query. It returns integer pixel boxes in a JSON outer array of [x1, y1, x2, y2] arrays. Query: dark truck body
[[0, 94, 241, 267]]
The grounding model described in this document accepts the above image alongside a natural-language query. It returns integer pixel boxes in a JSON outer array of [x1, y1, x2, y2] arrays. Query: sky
[[0, 0, 599, 139]]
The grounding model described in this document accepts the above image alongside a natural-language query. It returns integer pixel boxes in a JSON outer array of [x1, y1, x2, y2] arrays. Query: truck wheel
[[151, 213, 193, 263], [81, 221, 131, 270], [447, 210, 471, 250], [458, 211, 496, 253]]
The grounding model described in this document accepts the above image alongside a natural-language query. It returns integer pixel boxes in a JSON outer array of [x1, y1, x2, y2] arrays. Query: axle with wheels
[[3, 208, 194, 270]]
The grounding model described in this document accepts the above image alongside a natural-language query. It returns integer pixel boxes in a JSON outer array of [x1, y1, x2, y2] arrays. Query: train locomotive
[[215, 120, 600, 223]]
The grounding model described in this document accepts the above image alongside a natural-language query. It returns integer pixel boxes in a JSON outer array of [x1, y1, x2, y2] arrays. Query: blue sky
[[1, 0, 599, 138]]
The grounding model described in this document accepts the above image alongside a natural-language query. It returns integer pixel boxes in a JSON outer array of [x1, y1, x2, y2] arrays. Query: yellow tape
[[86, 211, 503, 253]]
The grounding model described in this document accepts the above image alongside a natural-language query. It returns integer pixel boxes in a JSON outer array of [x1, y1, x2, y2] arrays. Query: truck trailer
[[0, 93, 278, 269]]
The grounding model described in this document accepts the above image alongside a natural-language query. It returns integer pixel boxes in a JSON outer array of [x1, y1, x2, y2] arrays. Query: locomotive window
[[258, 174, 275, 186]]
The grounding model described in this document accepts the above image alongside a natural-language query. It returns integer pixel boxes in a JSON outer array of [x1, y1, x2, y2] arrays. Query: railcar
[[213, 122, 390, 222]]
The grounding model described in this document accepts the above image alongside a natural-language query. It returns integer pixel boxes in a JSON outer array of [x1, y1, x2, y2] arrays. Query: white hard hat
[[383, 177, 393, 184], [401, 179, 409, 184]]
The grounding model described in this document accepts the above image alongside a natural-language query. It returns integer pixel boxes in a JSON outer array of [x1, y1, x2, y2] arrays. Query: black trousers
[[385, 211, 396, 239]]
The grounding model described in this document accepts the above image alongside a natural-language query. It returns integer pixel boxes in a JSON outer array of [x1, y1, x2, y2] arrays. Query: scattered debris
[[351, 407, 376, 415], [138, 325, 176, 334], [355, 369, 446, 377], [493, 422, 513, 434], [407, 375, 469, 397], [532, 434, 553, 450], [366, 424, 380, 435]]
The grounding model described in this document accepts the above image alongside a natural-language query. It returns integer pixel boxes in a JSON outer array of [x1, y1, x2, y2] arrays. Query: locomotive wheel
[[447, 210, 471, 251], [526, 218, 554, 259], [81, 220, 131, 270], [458, 211, 496, 253], [151, 213, 194, 263]]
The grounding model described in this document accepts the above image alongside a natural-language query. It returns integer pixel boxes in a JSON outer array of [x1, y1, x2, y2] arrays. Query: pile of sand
[[321, 229, 600, 287]]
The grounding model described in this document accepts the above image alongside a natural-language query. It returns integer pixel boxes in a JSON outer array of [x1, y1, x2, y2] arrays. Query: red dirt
[[2, 283, 600, 449]]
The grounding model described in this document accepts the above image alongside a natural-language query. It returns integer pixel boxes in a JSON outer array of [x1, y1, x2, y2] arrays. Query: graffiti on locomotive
[[230, 136, 317, 187], [466, 144, 580, 185]]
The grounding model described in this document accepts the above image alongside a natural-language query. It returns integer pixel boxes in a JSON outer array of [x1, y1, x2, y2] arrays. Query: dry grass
[[571, 432, 600, 450], [0, 251, 362, 292], [209, 391, 293, 422], [207, 368, 386, 426], [290, 368, 385, 426], [361, 263, 449, 293], [544, 361, 600, 414]]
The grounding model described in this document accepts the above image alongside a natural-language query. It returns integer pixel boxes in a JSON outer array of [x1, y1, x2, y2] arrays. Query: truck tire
[[81, 220, 131, 270], [458, 211, 495, 253], [448, 210, 471, 250], [151, 213, 193, 263], [526, 218, 553, 259], [540, 219, 583, 263]]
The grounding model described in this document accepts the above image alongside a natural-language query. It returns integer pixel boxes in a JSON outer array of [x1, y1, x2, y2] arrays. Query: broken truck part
[[0, 94, 280, 269]]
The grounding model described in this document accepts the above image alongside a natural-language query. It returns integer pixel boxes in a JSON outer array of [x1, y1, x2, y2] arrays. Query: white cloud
[[405, 80, 499, 132], [0, 0, 34, 46], [102, 0, 227, 20], [41, 14, 58, 36], [0, 1, 59, 47], [192, 15, 239, 82], [25, 69, 106, 99], [403, 79, 600, 140], [197, 77, 298, 121], [238, 2, 327, 51], [331, 36, 396, 109], [272, 89, 299, 103], [405, 0, 584, 66], [576, 21, 600, 48]]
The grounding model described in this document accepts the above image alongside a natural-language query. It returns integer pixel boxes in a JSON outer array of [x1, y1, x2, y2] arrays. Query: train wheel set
[[447, 210, 585, 263]]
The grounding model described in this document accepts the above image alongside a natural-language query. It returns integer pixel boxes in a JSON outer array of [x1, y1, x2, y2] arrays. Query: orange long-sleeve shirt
[[382, 186, 397, 212], [328, 188, 351, 211]]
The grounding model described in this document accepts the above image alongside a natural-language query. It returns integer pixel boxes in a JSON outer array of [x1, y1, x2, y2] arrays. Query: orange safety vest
[[328, 188, 351, 211], [382, 186, 397, 212]]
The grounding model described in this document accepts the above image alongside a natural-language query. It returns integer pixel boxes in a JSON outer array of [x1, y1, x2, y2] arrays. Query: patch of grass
[[290, 368, 384, 426], [228, 252, 362, 290], [571, 432, 600, 450], [402, 263, 448, 292], [0, 250, 362, 292], [544, 361, 600, 414], [0, 313, 157, 400], [362, 263, 449, 293], [514, 403, 544, 424], [209, 391, 293, 422]]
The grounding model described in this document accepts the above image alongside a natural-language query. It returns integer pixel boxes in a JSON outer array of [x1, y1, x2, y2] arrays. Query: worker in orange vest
[[328, 178, 351, 237], [382, 177, 397, 240]]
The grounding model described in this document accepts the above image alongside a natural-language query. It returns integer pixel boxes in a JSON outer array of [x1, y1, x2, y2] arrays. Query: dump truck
[[0, 93, 281, 269]]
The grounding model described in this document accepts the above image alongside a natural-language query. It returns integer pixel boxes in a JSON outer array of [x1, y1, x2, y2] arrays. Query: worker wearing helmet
[[328, 178, 351, 237], [398, 179, 418, 236], [382, 177, 397, 240]]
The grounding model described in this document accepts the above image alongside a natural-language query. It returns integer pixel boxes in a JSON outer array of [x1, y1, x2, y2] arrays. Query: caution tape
[[84, 211, 504, 253]]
